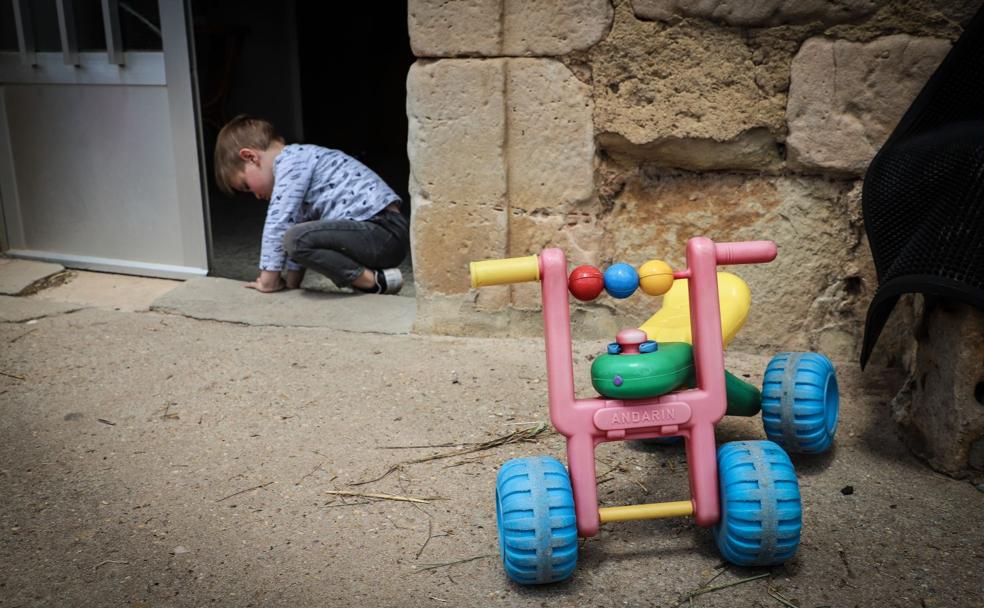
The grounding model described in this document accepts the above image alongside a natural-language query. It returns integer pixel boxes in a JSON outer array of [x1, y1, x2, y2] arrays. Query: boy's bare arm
[[285, 268, 305, 289], [245, 270, 285, 293]]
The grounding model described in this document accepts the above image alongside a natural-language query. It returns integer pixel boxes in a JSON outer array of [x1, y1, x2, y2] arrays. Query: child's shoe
[[375, 267, 403, 294], [354, 268, 403, 294]]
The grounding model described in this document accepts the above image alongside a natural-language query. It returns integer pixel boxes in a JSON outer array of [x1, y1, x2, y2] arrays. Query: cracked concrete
[[0, 295, 82, 322], [0, 258, 65, 296], [0, 260, 982, 607], [1, 261, 415, 334], [151, 276, 415, 334], [33, 270, 182, 313]]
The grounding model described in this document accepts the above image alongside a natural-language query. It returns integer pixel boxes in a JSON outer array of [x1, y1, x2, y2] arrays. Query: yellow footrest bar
[[598, 500, 694, 523]]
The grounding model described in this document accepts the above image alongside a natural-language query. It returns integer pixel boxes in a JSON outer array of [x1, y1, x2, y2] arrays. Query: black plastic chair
[[860, 8, 984, 368]]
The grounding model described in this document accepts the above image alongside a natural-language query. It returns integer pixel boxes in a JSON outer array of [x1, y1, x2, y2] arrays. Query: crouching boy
[[214, 115, 408, 294]]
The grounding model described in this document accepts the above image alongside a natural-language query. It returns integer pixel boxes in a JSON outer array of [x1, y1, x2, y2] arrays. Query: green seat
[[591, 342, 693, 400], [590, 341, 762, 416]]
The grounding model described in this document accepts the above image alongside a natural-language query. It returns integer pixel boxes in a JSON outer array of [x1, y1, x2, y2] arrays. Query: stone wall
[[406, 0, 982, 364], [890, 300, 984, 478]]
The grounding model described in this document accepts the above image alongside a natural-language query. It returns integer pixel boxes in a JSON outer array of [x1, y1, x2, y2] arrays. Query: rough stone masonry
[[405, 1, 984, 476]]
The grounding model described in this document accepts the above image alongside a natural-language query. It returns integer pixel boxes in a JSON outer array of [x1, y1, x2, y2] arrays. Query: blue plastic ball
[[604, 263, 639, 299]]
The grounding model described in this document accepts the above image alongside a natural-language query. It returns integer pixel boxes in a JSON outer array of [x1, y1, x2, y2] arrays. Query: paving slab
[[32, 270, 182, 312], [0, 258, 64, 295], [151, 276, 415, 334], [0, 294, 82, 322]]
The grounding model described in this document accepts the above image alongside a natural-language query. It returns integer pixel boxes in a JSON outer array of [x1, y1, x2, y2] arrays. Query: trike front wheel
[[495, 456, 578, 584]]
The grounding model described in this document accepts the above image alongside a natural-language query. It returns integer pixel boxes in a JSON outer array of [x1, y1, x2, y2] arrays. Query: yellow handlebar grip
[[470, 255, 540, 288]]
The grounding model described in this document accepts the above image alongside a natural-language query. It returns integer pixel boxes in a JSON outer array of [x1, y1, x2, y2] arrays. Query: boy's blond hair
[[214, 115, 283, 196]]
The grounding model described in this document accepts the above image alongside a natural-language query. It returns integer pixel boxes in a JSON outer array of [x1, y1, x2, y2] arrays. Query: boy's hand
[[246, 270, 285, 293], [285, 268, 305, 289]]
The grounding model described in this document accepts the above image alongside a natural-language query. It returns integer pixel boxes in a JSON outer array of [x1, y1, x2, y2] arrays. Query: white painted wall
[[3, 84, 191, 266]]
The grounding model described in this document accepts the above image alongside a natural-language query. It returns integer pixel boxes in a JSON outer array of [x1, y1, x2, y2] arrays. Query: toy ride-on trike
[[469, 236, 839, 584]]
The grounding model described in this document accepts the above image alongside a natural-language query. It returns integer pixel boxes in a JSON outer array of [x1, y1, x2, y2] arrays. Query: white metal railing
[[101, 0, 124, 65], [55, 0, 80, 65], [2, 0, 164, 85], [11, 0, 35, 66]]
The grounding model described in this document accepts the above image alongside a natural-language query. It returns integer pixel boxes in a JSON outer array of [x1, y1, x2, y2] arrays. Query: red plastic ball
[[568, 265, 604, 301]]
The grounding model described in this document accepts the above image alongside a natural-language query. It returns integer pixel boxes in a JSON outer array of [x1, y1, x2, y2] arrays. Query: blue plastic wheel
[[495, 456, 578, 584], [714, 440, 802, 566], [761, 352, 839, 454]]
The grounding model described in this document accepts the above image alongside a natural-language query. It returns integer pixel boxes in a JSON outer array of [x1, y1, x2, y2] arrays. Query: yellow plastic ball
[[638, 260, 674, 296]]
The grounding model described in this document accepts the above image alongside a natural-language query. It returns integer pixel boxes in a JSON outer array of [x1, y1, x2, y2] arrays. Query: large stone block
[[598, 129, 783, 173], [602, 172, 864, 361], [891, 300, 984, 478], [632, 0, 884, 26], [786, 35, 950, 175], [407, 59, 507, 206], [506, 58, 595, 313], [464, 171, 869, 358], [407, 59, 508, 297], [407, 58, 595, 312], [825, 0, 980, 43], [411, 193, 508, 298], [408, 0, 613, 57], [591, 6, 788, 170], [408, 0, 501, 56], [506, 59, 595, 213]]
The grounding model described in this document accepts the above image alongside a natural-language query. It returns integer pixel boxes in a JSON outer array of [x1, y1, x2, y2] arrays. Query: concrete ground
[[1, 260, 981, 608]]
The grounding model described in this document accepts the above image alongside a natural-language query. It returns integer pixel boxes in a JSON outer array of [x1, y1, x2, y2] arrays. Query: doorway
[[190, 0, 415, 294]]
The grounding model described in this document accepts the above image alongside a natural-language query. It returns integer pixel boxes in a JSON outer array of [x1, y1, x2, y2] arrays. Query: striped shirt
[[259, 144, 400, 271]]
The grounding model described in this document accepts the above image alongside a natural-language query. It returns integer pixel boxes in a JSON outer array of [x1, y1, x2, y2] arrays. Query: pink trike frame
[[537, 236, 777, 537]]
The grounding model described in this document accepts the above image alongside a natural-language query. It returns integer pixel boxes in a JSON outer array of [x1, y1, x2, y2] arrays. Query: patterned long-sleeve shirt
[[259, 144, 400, 271]]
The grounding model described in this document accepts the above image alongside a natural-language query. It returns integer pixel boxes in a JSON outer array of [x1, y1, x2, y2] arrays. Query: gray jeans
[[282, 209, 409, 287]]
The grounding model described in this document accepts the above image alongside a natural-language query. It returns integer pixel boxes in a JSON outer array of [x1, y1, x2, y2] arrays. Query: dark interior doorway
[[191, 0, 415, 293]]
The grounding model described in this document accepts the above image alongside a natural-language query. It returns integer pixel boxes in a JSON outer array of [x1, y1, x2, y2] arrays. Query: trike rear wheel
[[495, 456, 578, 584], [761, 352, 840, 454]]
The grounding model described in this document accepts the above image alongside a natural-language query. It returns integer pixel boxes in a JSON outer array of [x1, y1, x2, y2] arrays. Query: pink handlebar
[[714, 241, 777, 266]]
